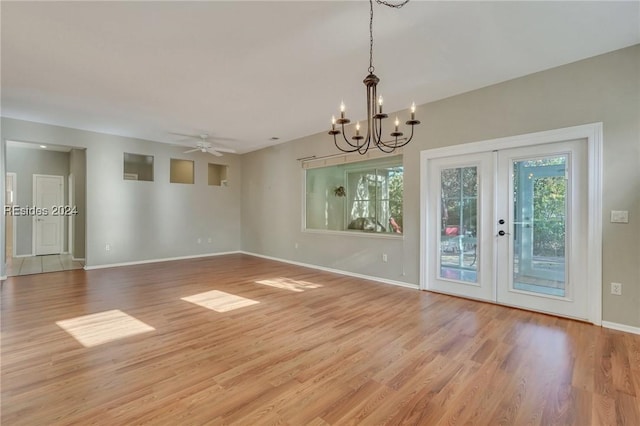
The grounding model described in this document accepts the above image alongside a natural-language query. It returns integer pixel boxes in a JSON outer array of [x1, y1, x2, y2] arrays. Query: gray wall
[[241, 45, 640, 328], [6, 146, 70, 256], [0, 121, 243, 266], [69, 148, 86, 259]]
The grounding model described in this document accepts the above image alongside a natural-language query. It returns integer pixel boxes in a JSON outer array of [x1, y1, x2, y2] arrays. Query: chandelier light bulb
[[411, 102, 416, 120], [332, 115, 336, 130], [395, 117, 399, 131], [356, 121, 361, 135]]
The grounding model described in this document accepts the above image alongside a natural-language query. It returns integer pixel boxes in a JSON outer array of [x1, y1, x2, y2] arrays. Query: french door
[[425, 139, 589, 320]]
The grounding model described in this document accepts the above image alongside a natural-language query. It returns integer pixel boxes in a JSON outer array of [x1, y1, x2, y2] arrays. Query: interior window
[[170, 159, 194, 184], [123, 153, 154, 181], [305, 155, 403, 234], [208, 163, 228, 186]]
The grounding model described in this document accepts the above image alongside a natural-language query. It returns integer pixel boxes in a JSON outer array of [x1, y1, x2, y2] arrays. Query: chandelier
[[329, 0, 419, 155]]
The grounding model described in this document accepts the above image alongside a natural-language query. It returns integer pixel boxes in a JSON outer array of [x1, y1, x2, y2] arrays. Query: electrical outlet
[[610, 211, 629, 223], [197, 238, 202, 244], [294, 242, 299, 249], [611, 282, 622, 296], [382, 253, 388, 262], [105, 244, 110, 251], [208, 237, 212, 243]]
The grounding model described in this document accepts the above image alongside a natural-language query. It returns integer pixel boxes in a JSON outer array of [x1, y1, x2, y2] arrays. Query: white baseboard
[[84, 251, 241, 271], [0, 275, 7, 281], [241, 251, 418, 290], [602, 321, 640, 335], [12, 254, 33, 258], [72, 257, 85, 262]]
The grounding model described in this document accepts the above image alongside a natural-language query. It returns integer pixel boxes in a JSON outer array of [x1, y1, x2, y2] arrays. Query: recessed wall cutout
[[208, 163, 228, 186], [170, 159, 195, 184], [124, 153, 154, 181]]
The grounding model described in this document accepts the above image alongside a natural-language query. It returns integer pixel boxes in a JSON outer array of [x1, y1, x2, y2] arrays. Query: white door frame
[[68, 174, 74, 255], [420, 123, 603, 325], [6, 172, 18, 258], [32, 174, 64, 255]]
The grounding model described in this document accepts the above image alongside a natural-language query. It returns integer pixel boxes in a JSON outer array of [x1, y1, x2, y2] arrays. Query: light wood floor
[[6, 254, 84, 276], [1, 254, 638, 425]]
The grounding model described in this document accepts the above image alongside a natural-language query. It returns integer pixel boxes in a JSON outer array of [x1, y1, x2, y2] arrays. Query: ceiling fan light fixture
[[177, 133, 236, 157]]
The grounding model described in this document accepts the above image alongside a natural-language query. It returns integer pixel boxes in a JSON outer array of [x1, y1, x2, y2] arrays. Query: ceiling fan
[[172, 133, 237, 157]]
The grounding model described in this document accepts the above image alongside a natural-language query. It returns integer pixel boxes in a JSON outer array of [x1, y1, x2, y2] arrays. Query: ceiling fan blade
[[207, 149, 224, 157], [169, 132, 238, 143], [210, 147, 236, 153], [208, 136, 238, 142], [170, 132, 201, 139], [183, 148, 200, 153]]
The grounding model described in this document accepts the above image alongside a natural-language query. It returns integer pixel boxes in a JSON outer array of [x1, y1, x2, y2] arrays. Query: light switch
[[610, 210, 629, 223]]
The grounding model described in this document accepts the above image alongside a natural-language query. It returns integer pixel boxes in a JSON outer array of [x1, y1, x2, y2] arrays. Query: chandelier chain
[[369, 0, 411, 74], [369, 0, 374, 73]]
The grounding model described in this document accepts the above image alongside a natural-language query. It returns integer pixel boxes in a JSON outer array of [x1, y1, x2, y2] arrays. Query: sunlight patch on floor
[[255, 277, 323, 292], [56, 309, 155, 347], [181, 290, 259, 312]]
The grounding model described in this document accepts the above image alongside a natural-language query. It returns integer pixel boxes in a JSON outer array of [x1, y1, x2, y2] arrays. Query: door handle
[[497, 230, 511, 236]]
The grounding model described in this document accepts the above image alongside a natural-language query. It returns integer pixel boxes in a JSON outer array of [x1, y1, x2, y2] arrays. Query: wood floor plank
[[2, 254, 639, 425]]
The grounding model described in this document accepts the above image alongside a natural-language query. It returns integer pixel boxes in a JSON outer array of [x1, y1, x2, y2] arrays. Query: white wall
[[0, 121, 243, 267], [241, 45, 640, 328]]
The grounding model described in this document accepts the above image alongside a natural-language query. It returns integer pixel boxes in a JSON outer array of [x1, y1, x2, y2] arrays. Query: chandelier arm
[[334, 133, 362, 153], [359, 137, 372, 155], [375, 139, 398, 153], [374, 117, 383, 143], [340, 122, 365, 149], [381, 125, 414, 149]]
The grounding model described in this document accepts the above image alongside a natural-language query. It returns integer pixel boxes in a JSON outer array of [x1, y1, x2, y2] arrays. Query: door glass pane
[[439, 167, 478, 283], [512, 156, 567, 296]]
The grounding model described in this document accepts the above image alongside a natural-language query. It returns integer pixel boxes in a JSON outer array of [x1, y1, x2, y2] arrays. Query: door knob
[[498, 230, 506, 236], [498, 219, 505, 225]]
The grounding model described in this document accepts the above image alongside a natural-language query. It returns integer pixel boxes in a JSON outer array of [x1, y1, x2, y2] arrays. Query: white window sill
[[303, 229, 405, 240]]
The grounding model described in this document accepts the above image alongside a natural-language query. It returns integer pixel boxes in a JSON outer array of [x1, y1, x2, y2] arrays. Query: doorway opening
[[4, 141, 86, 277]]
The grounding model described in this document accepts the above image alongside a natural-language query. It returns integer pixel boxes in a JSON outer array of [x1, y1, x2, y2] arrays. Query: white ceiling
[[2, 1, 639, 153]]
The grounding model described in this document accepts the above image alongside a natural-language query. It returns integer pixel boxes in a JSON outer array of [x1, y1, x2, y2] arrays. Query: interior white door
[[34, 175, 64, 255], [496, 139, 588, 319], [425, 139, 589, 320], [426, 152, 495, 301]]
